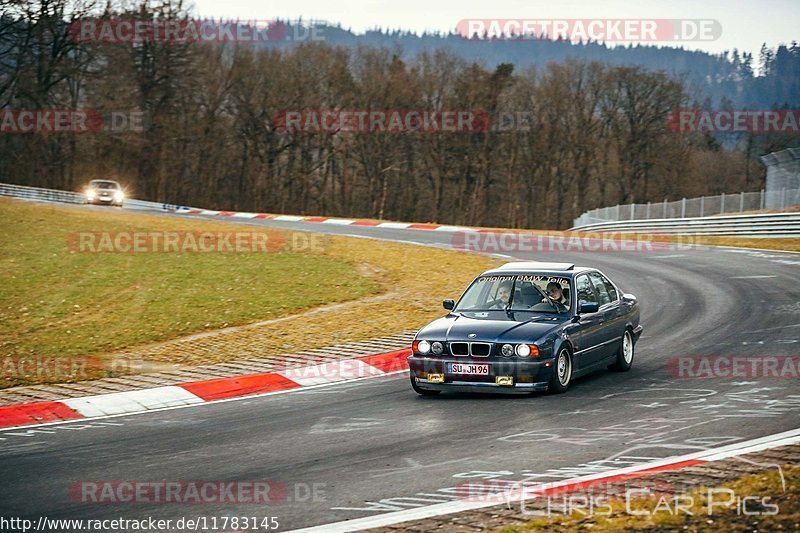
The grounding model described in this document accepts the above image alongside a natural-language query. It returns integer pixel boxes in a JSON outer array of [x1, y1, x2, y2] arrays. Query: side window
[[588, 272, 611, 305], [575, 275, 598, 305], [600, 274, 619, 301]]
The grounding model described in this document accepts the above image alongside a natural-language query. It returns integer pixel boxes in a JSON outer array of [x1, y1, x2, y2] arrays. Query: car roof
[[480, 261, 594, 277]]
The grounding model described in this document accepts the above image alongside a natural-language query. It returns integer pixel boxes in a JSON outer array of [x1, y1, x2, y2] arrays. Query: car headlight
[[501, 344, 515, 357], [431, 341, 444, 355], [113, 191, 124, 201], [417, 340, 431, 354], [86, 190, 96, 199], [516, 344, 531, 357]]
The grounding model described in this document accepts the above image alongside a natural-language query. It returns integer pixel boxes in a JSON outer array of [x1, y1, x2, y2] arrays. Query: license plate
[[447, 363, 489, 375]]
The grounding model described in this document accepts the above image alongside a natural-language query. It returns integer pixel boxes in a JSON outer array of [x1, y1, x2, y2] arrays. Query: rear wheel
[[548, 347, 572, 394], [610, 329, 634, 371], [410, 374, 441, 396]]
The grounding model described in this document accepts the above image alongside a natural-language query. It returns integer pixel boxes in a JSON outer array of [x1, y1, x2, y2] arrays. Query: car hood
[[417, 313, 565, 343]]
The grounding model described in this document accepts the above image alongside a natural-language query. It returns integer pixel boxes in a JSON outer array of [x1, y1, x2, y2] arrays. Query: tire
[[610, 329, 634, 372], [548, 347, 572, 394], [410, 375, 441, 396]]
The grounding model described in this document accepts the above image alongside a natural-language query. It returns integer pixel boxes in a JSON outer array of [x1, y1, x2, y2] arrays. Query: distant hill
[[265, 22, 800, 109]]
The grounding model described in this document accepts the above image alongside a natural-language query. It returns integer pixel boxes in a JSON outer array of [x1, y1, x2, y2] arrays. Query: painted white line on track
[[289, 427, 800, 532], [730, 275, 778, 279]]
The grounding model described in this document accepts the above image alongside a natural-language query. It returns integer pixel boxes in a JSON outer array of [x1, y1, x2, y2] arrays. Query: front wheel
[[610, 329, 634, 371], [548, 347, 572, 394], [410, 375, 440, 396]]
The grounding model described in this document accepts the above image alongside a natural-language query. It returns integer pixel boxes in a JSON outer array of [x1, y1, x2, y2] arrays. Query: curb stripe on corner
[[171, 208, 481, 233], [0, 349, 411, 429]]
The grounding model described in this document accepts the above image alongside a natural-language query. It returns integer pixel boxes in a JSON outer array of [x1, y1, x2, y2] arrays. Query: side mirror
[[579, 301, 599, 314], [443, 299, 455, 310], [622, 293, 637, 304]]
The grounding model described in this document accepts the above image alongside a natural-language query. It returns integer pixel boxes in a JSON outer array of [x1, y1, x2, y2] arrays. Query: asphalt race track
[[2, 204, 800, 530]]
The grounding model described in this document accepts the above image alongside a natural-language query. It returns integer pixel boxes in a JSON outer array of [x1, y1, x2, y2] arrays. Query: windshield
[[90, 180, 120, 189], [455, 274, 572, 313]]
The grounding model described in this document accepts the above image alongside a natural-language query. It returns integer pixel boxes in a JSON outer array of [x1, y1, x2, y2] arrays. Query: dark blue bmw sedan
[[409, 261, 643, 395]]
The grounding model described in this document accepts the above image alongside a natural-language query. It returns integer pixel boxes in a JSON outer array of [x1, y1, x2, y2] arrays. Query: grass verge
[[0, 198, 499, 388]]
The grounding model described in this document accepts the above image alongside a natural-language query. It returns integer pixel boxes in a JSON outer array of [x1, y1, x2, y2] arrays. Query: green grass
[[0, 197, 503, 388], [0, 198, 379, 360]]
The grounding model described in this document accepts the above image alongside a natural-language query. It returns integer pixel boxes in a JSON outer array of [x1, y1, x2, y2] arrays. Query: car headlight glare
[[431, 341, 444, 355], [417, 340, 431, 354], [86, 190, 96, 199], [516, 344, 531, 357], [501, 344, 514, 357], [113, 191, 124, 201]]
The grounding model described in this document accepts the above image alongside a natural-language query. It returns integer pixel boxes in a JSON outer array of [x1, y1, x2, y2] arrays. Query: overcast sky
[[191, 0, 798, 57]]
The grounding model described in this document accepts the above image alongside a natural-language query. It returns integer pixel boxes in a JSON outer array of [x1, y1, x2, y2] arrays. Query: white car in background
[[85, 180, 125, 207]]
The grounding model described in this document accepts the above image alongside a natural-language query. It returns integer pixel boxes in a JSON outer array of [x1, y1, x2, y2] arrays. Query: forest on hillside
[[1, 1, 798, 228]]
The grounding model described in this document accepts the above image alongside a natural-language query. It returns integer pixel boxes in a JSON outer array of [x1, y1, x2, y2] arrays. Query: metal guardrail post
[[629, 203, 634, 220], [761, 190, 765, 209], [663, 198, 667, 218], [721, 192, 725, 213], [739, 192, 744, 212], [646, 202, 651, 219], [700, 196, 705, 217], [681, 198, 686, 218]]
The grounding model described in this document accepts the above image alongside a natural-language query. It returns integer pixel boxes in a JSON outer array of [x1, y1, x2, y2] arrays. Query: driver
[[491, 281, 513, 309], [546, 281, 569, 308]]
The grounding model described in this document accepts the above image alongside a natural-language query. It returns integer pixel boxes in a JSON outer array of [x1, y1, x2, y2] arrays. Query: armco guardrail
[[0, 182, 84, 204], [3, 182, 798, 238], [0, 182, 187, 212], [571, 211, 800, 238], [573, 189, 800, 228]]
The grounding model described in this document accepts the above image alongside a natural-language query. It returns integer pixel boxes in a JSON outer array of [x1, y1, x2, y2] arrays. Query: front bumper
[[409, 356, 552, 394], [87, 195, 122, 206]]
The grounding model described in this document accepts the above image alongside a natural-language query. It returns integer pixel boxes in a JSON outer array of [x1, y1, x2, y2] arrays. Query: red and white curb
[[172, 207, 478, 233], [289, 427, 800, 532], [0, 349, 410, 429]]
